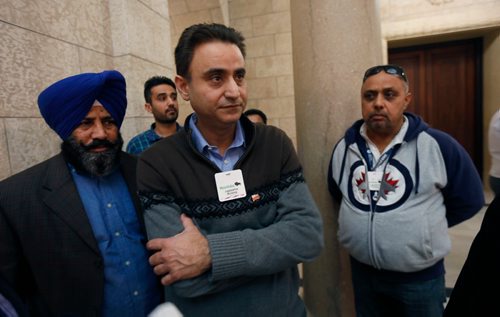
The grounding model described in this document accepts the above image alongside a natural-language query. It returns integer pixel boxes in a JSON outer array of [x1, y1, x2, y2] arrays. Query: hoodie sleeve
[[429, 129, 484, 227], [328, 138, 349, 204]]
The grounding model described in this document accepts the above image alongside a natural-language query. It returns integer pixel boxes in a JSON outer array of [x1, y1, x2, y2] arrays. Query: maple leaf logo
[[355, 172, 368, 198], [378, 172, 399, 200]]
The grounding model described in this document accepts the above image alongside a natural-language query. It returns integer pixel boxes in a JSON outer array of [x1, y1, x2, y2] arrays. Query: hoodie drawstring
[[415, 143, 420, 194], [338, 144, 349, 187]]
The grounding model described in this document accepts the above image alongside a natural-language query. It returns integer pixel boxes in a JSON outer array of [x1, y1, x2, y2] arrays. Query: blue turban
[[37, 70, 127, 140]]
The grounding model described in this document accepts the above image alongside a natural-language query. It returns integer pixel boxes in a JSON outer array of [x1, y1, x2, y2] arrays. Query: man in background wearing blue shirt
[[0, 70, 161, 316], [127, 76, 182, 155]]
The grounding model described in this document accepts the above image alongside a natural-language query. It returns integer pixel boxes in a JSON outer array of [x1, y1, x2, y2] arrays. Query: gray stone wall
[[0, 0, 175, 179]]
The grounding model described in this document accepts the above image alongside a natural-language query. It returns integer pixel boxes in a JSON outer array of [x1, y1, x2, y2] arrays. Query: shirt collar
[[189, 113, 245, 154], [147, 122, 182, 141], [146, 123, 161, 142]]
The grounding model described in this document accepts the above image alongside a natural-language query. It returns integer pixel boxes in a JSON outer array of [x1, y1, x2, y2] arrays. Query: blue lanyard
[[366, 147, 393, 171]]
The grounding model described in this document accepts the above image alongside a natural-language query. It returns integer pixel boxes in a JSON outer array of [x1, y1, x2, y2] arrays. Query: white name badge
[[214, 169, 247, 202], [368, 171, 383, 191]]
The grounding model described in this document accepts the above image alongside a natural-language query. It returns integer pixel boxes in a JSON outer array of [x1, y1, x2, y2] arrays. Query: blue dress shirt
[[189, 114, 246, 171], [70, 167, 160, 317]]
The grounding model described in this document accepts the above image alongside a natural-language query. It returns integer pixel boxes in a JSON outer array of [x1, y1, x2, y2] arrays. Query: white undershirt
[[360, 116, 409, 163]]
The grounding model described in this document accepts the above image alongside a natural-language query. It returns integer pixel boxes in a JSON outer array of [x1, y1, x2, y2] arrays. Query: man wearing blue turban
[[0, 70, 162, 316]]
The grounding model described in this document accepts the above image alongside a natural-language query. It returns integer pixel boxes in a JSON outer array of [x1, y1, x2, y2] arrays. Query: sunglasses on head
[[363, 65, 408, 83]]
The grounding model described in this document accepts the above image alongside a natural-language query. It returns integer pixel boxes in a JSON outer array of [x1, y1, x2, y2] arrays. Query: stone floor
[[444, 190, 494, 292]]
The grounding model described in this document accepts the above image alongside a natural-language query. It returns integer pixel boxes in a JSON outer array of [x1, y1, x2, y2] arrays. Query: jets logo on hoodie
[[348, 159, 413, 212]]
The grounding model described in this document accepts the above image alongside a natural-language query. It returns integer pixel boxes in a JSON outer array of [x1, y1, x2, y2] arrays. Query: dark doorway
[[389, 38, 483, 176]]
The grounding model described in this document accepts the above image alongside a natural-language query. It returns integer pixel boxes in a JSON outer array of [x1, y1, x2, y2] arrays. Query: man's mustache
[[81, 139, 115, 151], [368, 112, 388, 119]]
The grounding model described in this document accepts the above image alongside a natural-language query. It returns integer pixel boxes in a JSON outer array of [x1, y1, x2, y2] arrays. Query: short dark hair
[[174, 23, 246, 80], [144, 76, 176, 103], [244, 108, 267, 124]]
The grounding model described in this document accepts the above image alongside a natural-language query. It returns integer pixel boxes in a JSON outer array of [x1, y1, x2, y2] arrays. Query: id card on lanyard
[[366, 147, 393, 192]]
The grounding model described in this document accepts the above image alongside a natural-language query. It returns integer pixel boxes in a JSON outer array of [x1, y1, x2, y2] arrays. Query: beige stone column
[[290, 1, 383, 316]]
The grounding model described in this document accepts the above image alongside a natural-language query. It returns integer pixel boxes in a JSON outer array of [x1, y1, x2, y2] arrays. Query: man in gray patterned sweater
[[137, 23, 324, 317]]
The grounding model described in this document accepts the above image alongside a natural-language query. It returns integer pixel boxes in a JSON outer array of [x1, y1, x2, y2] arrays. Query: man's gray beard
[[61, 134, 123, 177]]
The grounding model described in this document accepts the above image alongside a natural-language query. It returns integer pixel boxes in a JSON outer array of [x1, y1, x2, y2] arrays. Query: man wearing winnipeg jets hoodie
[[328, 65, 484, 317]]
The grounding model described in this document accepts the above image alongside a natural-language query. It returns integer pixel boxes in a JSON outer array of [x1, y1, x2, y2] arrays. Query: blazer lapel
[[119, 152, 145, 227], [41, 154, 100, 255]]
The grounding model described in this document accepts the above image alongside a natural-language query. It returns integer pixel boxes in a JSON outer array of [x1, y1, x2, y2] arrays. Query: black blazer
[[0, 152, 148, 317], [444, 195, 500, 316]]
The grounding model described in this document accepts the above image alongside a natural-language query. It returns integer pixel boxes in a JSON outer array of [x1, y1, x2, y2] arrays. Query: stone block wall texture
[[0, 0, 175, 179], [380, 0, 500, 40]]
